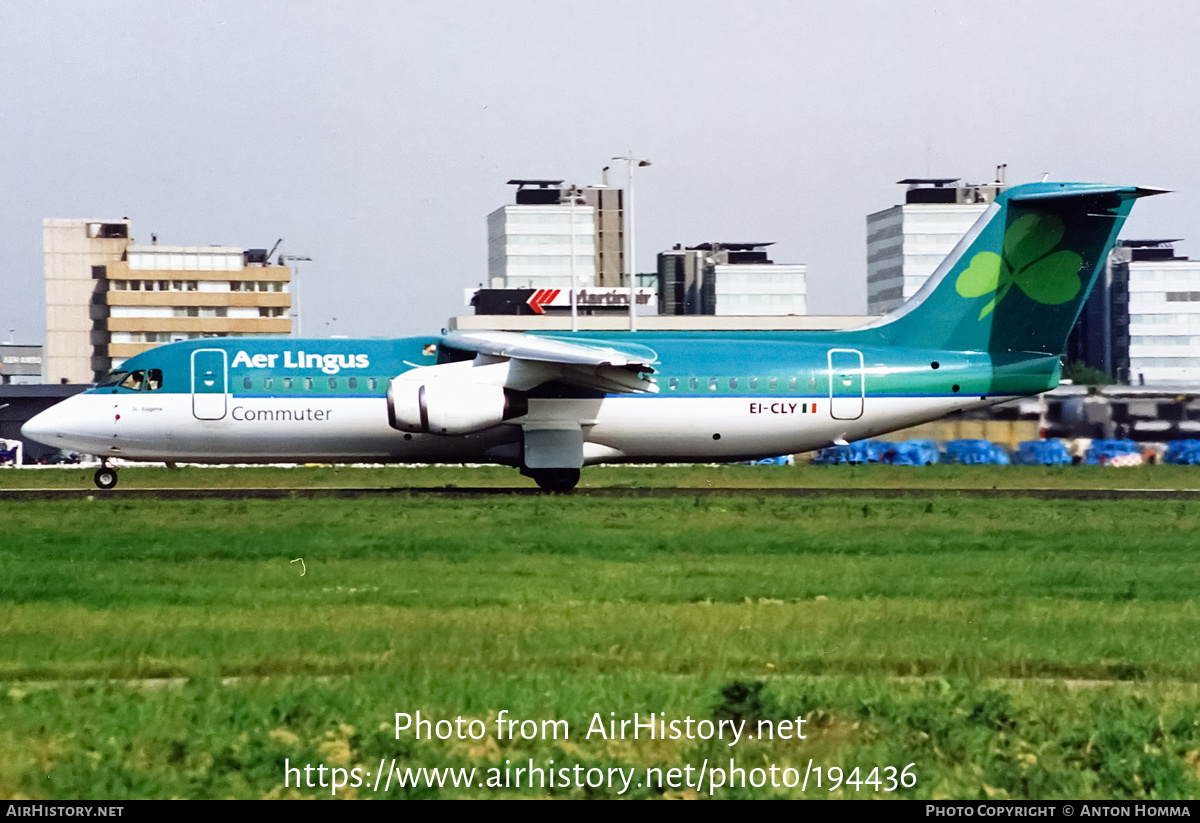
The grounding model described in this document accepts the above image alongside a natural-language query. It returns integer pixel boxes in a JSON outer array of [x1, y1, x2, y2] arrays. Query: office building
[[486, 179, 625, 290], [0, 344, 44, 385], [44, 219, 291, 383], [657, 242, 806, 316], [866, 176, 1005, 314], [1069, 239, 1200, 385]]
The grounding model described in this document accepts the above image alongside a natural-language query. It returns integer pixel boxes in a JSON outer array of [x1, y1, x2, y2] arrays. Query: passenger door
[[191, 348, 228, 420], [827, 348, 864, 420]]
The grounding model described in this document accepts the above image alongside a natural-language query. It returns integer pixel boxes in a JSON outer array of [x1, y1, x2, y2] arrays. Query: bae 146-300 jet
[[23, 182, 1161, 492]]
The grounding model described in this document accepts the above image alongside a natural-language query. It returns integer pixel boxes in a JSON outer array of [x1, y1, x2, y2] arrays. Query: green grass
[[4, 462, 1200, 490], [3, 492, 1200, 798]]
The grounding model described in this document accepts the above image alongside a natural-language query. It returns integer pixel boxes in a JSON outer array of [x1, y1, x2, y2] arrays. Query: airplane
[[22, 181, 1161, 492]]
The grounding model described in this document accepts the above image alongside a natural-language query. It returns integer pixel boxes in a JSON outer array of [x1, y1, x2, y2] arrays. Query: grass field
[[4, 476, 1200, 798], [4, 461, 1200, 490]]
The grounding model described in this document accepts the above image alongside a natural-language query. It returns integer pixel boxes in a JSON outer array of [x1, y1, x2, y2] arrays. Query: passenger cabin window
[[283, 378, 293, 389], [729, 377, 738, 390], [348, 377, 357, 390], [708, 378, 718, 391], [689, 377, 698, 390], [243, 377, 252, 390], [668, 377, 678, 390], [264, 377, 273, 389], [768, 377, 778, 391], [304, 377, 313, 390], [749, 377, 758, 390], [788, 376, 797, 390], [328, 377, 337, 390], [368, 378, 377, 391]]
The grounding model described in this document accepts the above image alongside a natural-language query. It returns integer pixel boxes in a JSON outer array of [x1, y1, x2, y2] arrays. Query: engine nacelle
[[387, 378, 525, 435]]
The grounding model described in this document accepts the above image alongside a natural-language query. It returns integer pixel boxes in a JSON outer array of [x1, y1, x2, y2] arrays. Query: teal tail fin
[[869, 182, 1165, 354]]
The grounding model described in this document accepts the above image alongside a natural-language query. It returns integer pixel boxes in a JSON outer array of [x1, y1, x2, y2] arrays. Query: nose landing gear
[[94, 462, 118, 490]]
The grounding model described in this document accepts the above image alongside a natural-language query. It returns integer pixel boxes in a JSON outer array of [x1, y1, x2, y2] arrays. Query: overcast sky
[[3, 1, 1199, 342]]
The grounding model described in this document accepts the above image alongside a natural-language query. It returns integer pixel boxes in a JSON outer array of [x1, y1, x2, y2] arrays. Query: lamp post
[[565, 187, 588, 332], [280, 255, 312, 337], [612, 152, 651, 331]]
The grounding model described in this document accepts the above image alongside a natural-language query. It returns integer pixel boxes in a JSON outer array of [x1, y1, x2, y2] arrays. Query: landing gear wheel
[[94, 467, 118, 490], [530, 468, 580, 493]]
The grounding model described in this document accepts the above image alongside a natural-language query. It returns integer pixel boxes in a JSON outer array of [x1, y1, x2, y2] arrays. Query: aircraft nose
[[21, 402, 70, 447]]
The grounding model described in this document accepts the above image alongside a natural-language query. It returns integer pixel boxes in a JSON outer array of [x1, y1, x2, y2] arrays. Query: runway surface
[[3, 487, 1200, 501]]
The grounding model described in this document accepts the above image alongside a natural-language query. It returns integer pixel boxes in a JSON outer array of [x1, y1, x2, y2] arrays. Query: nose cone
[[21, 403, 68, 447]]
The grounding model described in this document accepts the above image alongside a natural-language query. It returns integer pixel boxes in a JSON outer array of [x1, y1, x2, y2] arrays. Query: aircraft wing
[[440, 330, 659, 394]]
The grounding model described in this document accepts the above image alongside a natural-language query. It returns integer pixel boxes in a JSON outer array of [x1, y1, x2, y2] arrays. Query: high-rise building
[[657, 243, 806, 316], [43, 218, 132, 384], [866, 176, 1005, 315], [486, 179, 624, 290], [1068, 239, 1200, 385], [44, 219, 291, 384]]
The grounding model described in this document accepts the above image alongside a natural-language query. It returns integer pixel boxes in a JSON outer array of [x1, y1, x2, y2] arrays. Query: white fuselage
[[25, 390, 1004, 465]]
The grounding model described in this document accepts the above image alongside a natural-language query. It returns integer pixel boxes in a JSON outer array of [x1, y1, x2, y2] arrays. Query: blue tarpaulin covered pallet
[[1164, 440, 1200, 465], [1015, 440, 1072, 466], [944, 439, 1010, 465], [1085, 439, 1140, 465]]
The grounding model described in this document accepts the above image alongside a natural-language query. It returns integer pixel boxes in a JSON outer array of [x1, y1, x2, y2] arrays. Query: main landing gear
[[524, 467, 580, 493], [94, 462, 118, 490]]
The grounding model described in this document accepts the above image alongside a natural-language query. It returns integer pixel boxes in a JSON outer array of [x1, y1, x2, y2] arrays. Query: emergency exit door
[[191, 349, 228, 420], [828, 348, 864, 420]]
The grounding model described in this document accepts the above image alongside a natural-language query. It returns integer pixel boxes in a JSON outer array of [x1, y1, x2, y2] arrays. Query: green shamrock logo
[[955, 213, 1083, 319]]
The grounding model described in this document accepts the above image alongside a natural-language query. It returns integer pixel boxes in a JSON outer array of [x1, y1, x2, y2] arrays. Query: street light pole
[[613, 152, 651, 332], [569, 193, 578, 332], [280, 255, 312, 337]]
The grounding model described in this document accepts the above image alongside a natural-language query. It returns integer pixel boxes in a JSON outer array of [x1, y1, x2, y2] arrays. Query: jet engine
[[387, 377, 526, 435]]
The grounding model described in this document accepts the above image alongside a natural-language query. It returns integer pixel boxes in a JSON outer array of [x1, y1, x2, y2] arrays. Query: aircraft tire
[[94, 467, 118, 490], [531, 468, 580, 493]]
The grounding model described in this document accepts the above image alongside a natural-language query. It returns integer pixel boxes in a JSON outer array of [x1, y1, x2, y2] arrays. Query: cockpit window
[[146, 369, 163, 391], [97, 370, 128, 388], [120, 370, 145, 391]]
